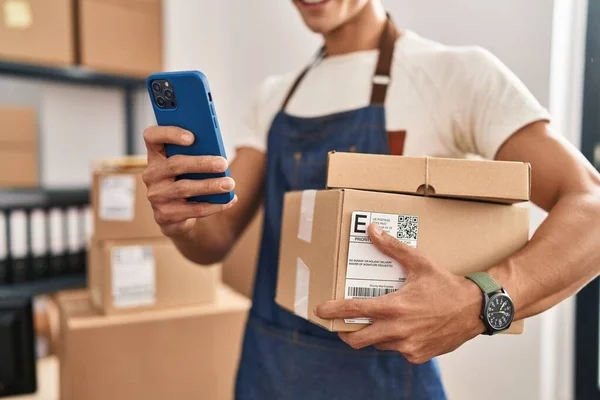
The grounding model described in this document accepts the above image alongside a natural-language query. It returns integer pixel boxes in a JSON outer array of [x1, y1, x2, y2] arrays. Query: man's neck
[[324, 2, 388, 56]]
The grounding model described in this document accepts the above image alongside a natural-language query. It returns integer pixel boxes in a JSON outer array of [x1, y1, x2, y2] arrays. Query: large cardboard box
[[58, 286, 250, 400], [0, 107, 38, 187], [78, 0, 163, 77], [222, 208, 263, 298], [276, 188, 529, 334], [91, 157, 163, 240], [0, 0, 75, 66], [88, 236, 220, 314], [327, 152, 531, 204]]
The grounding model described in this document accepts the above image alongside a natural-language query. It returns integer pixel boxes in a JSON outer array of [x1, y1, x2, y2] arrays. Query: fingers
[[142, 155, 228, 184], [368, 223, 428, 275], [315, 297, 394, 320], [153, 196, 238, 226], [143, 126, 195, 161], [147, 177, 234, 204], [339, 320, 405, 350]]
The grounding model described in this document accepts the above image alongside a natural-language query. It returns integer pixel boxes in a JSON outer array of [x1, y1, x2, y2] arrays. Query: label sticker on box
[[3, 0, 32, 28], [100, 175, 136, 221], [344, 211, 419, 324], [111, 246, 156, 309]]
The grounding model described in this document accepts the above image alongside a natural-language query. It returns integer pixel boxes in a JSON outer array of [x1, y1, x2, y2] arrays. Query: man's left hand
[[315, 223, 486, 364]]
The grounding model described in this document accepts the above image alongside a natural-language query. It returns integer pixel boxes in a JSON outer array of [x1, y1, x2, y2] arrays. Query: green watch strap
[[465, 272, 502, 295]]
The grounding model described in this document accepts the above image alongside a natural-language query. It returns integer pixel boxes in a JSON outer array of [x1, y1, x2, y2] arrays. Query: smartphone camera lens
[[152, 82, 162, 93], [164, 89, 174, 100], [156, 97, 166, 108]]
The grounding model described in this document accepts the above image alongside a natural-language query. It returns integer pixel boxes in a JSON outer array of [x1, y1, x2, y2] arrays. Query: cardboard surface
[[0, 107, 38, 188], [327, 152, 531, 204], [88, 237, 219, 314], [57, 286, 250, 400], [0, 0, 74, 66], [222, 208, 263, 298], [78, 0, 163, 77], [276, 189, 528, 334], [91, 158, 164, 240]]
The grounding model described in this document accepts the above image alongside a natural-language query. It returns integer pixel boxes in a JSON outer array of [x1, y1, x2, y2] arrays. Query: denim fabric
[[235, 106, 447, 399]]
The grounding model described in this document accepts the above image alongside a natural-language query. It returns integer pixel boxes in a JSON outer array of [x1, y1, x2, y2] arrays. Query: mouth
[[297, 0, 330, 7]]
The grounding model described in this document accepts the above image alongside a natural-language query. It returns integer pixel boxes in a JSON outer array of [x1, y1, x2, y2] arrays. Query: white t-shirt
[[235, 31, 550, 160]]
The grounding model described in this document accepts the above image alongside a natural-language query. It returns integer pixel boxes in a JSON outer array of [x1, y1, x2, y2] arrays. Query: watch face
[[485, 294, 514, 331]]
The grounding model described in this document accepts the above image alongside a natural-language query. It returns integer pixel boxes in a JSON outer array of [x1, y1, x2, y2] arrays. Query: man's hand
[[315, 223, 485, 364]]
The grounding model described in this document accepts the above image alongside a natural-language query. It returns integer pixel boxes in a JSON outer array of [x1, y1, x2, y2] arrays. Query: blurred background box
[[91, 157, 163, 240], [88, 237, 220, 314], [0, 107, 38, 188], [0, 0, 75, 66], [77, 0, 163, 77], [57, 286, 250, 400], [222, 208, 262, 299]]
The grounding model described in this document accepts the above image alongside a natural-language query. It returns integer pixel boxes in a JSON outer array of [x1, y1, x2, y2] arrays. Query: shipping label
[[111, 246, 156, 309], [344, 211, 419, 324], [99, 175, 136, 221]]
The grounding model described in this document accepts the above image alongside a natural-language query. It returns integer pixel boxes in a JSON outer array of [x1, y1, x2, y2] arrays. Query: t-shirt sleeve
[[450, 47, 551, 159], [231, 75, 290, 154]]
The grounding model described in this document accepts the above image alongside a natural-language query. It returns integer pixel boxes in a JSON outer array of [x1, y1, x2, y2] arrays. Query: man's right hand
[[142, 126, 238, 238]]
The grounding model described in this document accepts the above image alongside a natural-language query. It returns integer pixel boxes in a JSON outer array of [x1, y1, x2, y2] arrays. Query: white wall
[[0, 78, 152, 188], [162, 2, 583, 400]]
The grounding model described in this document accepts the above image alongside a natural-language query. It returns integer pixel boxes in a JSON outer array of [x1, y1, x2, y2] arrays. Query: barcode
[[347, 287, 397, 298]]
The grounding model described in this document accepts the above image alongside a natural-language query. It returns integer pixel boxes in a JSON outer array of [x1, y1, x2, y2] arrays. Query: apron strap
[[280, 47, 326, 111], [280, 16, 399, 111], [370, 17, 399, 106]]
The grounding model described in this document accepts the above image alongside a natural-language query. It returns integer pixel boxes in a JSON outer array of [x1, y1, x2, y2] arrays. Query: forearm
[[169, 147, 266, 265], [489, 191, 600, 320]]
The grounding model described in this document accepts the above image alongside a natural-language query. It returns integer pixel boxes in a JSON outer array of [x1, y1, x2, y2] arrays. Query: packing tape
[[294, 257, 310, 320], [297, 190, 317, 243]]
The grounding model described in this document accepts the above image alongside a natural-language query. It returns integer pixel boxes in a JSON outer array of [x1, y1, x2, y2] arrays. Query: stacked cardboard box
[[0, 0, 162, 77], [276, 152, 530, 334], [58, 287, 250, 400], [88, 156, 219, 314], [0, 107, 38, 188], [77, 0, 163, 77], [0, 0, 75, 66], [58, 156, 247, 399]]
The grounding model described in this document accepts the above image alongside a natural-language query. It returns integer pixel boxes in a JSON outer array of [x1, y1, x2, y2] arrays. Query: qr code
[[397, 215, 419, 240]]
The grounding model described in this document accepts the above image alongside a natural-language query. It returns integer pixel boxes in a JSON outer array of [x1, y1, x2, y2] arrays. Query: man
[[142, 0, 600, 398]]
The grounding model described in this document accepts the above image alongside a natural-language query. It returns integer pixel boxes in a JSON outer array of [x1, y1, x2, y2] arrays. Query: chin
[[293, 0, 369, 34]]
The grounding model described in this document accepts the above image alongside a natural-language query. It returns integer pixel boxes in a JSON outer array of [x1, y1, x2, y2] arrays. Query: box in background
[[327, 152, 531, 204], [276, 189, 528, 334], [0, 0, 75, 66], [58, 286, 250, 400], [0, 107, 38, 188], [78, 0, 163, 77], [91, 157, 163, 240], [88, 236, 219, 314], [222, 208, 263, 299]]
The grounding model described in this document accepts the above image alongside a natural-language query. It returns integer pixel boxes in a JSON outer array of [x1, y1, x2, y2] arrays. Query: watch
[[465, 272, 515, 335]]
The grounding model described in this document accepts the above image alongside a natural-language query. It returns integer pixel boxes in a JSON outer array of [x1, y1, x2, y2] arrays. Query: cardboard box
[[88, 236, 220, 314], [0, 0, 75, 66], [78, 0, 163, 77], [222, 208, 263, 298], [276, 189, 528, 334], [58, 286, 250, 400], [327, 152, 531, 204], [0, 107, 38, 188], [91, 156, 163, 240]]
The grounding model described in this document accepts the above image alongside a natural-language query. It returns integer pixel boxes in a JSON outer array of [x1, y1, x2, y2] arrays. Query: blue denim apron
[[235, 19, 447, 400]]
